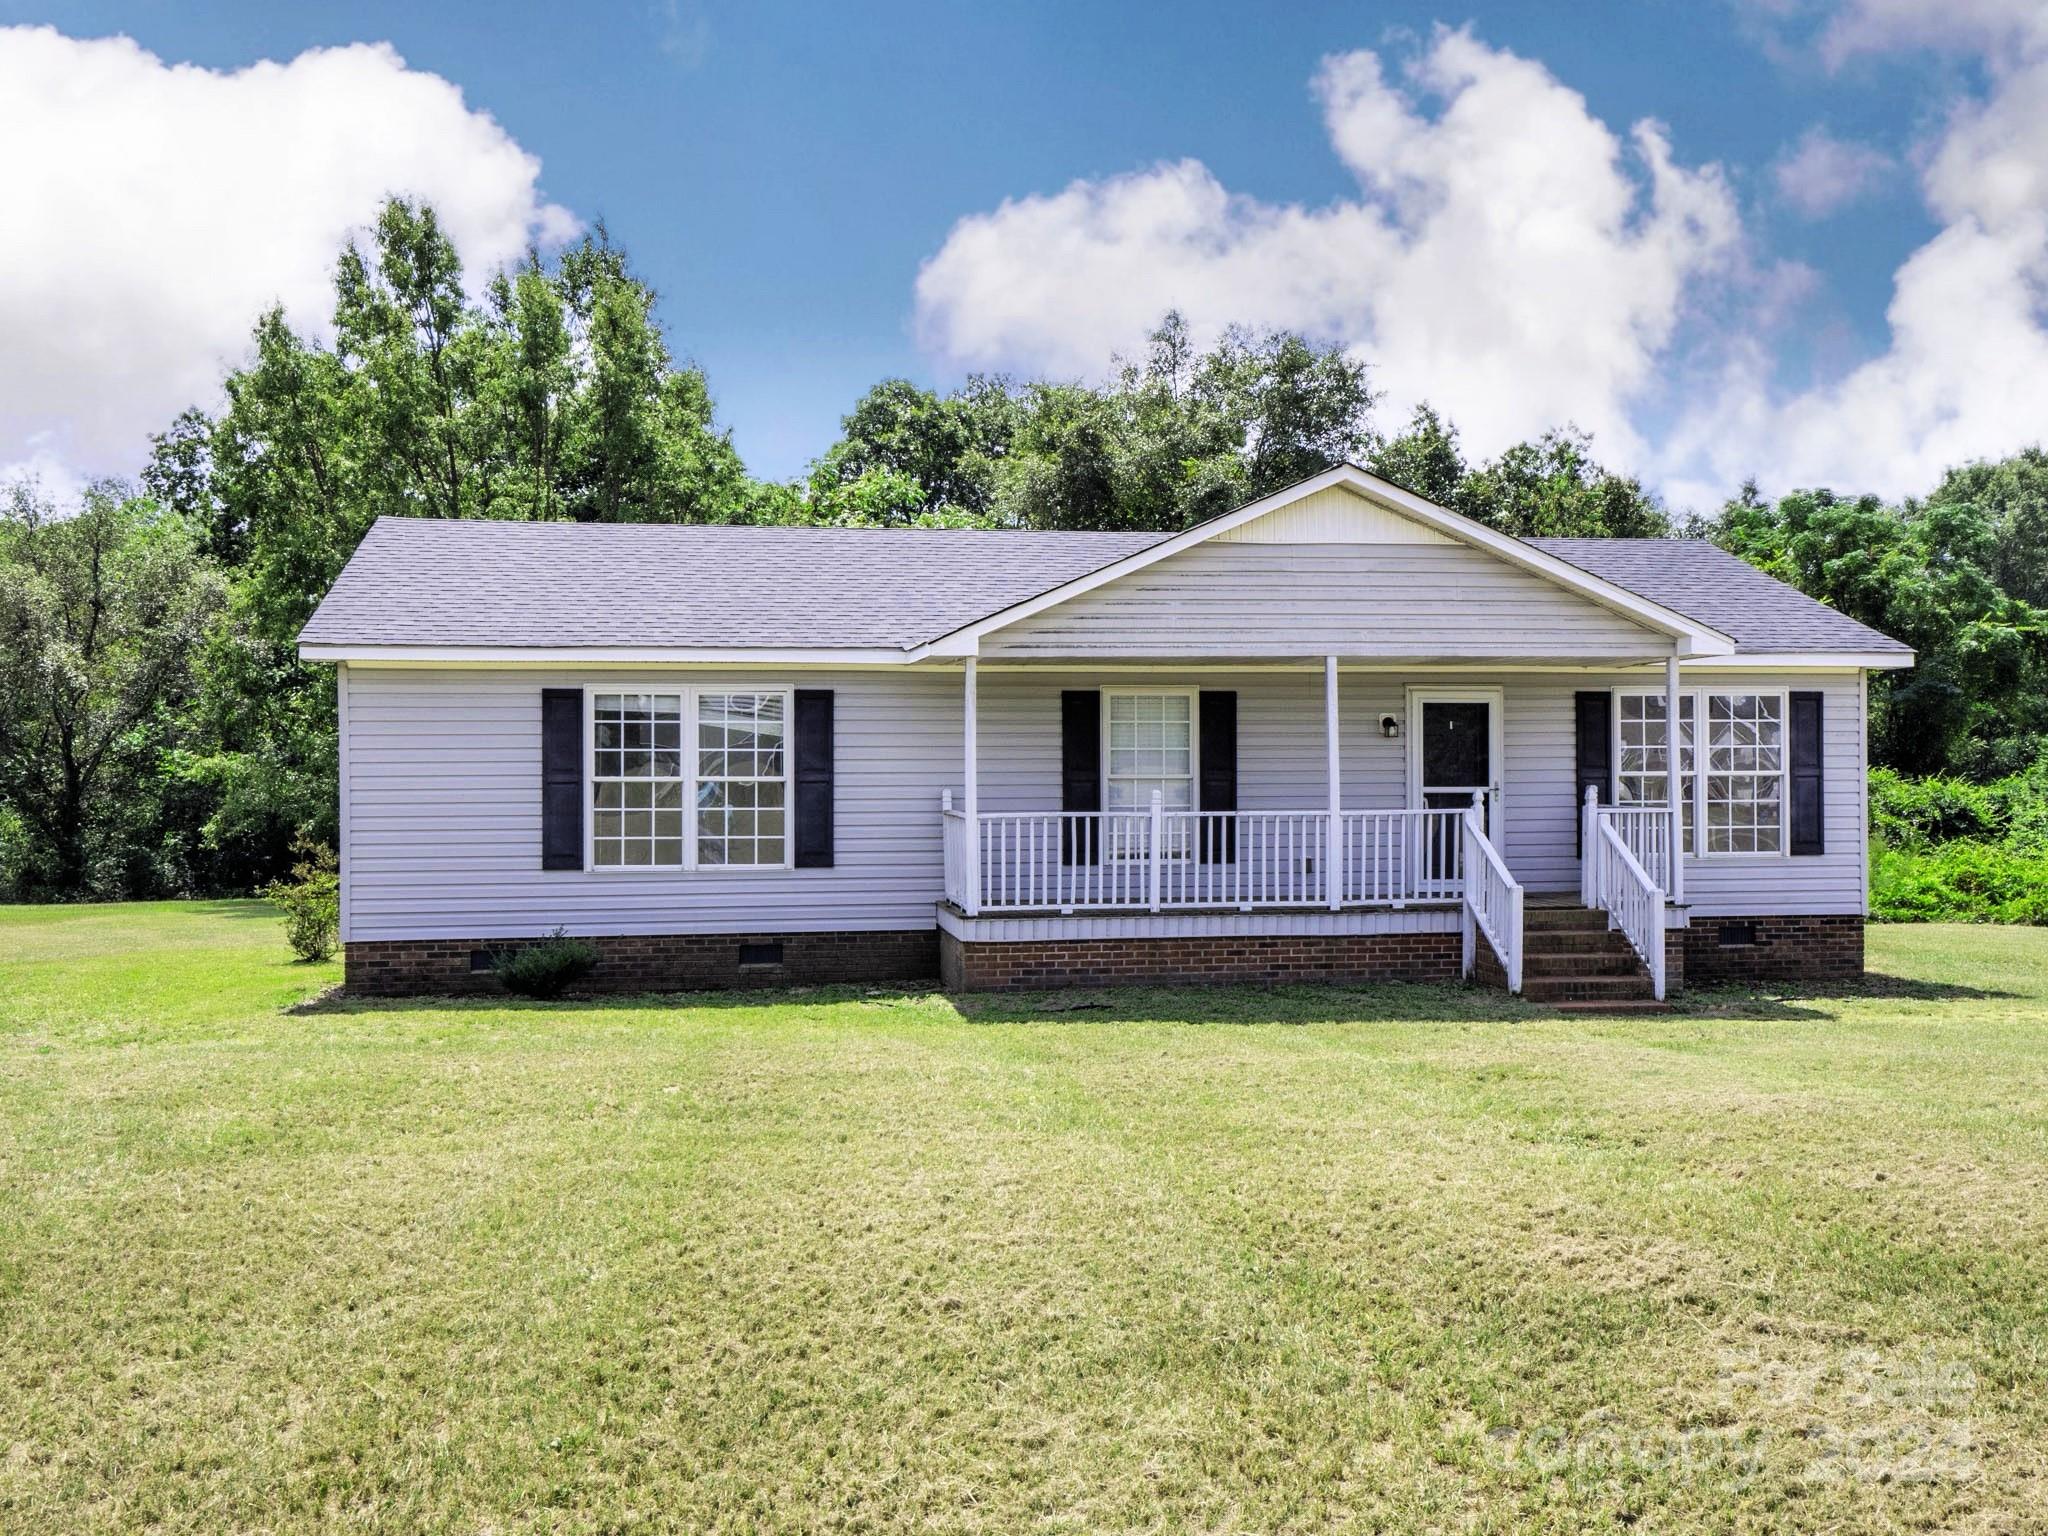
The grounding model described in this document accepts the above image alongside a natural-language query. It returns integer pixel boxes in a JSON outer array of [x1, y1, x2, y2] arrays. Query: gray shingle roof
[[299, 518, 1168, 650], [1528, 539, 1911, 656], [300, 516, 1911, 657]]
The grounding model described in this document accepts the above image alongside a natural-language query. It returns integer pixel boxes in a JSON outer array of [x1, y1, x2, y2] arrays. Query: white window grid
[[1614, 689, 1788, 858], [1102, 690, 1198, 858], [587, 688, 791, 871]]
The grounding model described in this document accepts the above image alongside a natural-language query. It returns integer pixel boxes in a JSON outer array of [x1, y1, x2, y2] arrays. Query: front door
[[1409, 689, 1503, 888], [1409, 686, 1503, 816]]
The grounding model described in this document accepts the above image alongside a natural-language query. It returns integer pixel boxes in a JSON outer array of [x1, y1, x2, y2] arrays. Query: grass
[[4, 906, 2048, 1532]]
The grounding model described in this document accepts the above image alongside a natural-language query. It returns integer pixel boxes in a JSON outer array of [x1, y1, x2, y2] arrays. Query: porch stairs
[[1519, 898, 1670, 1012]]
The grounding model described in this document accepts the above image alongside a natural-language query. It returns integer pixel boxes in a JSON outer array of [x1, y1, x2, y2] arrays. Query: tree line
[[3, 196, 2045, 899]]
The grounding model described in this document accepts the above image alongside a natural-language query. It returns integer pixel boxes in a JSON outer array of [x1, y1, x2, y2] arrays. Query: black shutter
[[540, 688, 584, 870], [1574, 691, 1612, 857], [1199, 690, 1238, 863], [1060, 690, 1101, 866], [1789, 690, 1824, 856], [793, 689, 834, 868]]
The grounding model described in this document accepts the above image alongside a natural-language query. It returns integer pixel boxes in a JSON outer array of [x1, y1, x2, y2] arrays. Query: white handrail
[[1593, 802, 1679, 897], [1460, 804, 1524, 993], [1591, 817, 1666, 1000]]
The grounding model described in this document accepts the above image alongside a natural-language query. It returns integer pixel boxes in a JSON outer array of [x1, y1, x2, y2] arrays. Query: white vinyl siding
[[337, 664, 1870, 943], [342, 667, 957, 941], [981, 543, 1670, 660]]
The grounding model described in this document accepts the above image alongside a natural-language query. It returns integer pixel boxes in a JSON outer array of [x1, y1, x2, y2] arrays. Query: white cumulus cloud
[[913, 28, 1741, 468], [0, 26, 577, 488]]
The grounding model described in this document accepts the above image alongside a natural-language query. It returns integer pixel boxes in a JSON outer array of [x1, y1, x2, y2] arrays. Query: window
[[695, 692, 787, 867], [1614, 689, 1786, 857], [1703, 692, 1783, 854], [593, 693, 685, 867], [1106, 692, 1195, 814], [1106, 692, 1196, 856], [589, 689, 788, 870]]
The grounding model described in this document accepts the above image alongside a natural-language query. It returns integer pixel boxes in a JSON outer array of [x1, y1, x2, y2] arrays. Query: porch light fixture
[[1379, 714, 1402, 739]]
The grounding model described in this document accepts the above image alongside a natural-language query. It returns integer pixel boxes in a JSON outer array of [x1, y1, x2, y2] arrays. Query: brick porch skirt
[[939, 928, 1461, 991], [345, 913, 1863, 997], [344, 929, 940, 996], [1476, 912, 1864, 994], [1677, 913, 1864, 987]]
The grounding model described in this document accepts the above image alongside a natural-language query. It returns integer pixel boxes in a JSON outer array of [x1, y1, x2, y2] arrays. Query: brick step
[[1523, 933, 1641, 957], [1522, 907, 1614, 931], [1521, 951, 1648, 979], [1521, 973, 1659, 1004]]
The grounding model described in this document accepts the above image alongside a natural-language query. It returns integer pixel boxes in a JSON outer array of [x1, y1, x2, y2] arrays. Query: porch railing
[[949, 800, 1473, 915], [1584, 790, 1667, 1000]]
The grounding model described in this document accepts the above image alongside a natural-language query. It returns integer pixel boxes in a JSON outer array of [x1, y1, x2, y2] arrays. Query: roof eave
[[299, 643, 939, 666], [1686, 650, 1916, 671]]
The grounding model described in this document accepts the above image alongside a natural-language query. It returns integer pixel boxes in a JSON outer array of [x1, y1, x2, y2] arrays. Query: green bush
[[493, 928, 599, 999], [1868, 767, 2003, 847], [263, 840, 340, 961], [1871, 838, 2048, 924]]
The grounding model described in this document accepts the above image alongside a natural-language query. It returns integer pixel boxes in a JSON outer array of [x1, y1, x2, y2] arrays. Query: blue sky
[[3, 1, 2043, 508]]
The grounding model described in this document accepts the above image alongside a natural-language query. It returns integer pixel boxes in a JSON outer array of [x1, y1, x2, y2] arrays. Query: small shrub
[[493, 927, 599, 999], [264, 839, 340, 961]]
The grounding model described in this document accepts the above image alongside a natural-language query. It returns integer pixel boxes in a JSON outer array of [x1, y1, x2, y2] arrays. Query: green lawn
[[4, 906, 2046, 1532]]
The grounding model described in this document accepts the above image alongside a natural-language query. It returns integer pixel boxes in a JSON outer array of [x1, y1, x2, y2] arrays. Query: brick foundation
[[939, 929, 1460, 991], [1677, 913, 1863, 987], [344, 929, 940, 996]]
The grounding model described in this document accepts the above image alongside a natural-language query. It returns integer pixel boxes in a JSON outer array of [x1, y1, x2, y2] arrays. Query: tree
[[188, 199, 756, 643], [807, 376, 1018, 522], [1927, 447, 2048, 609], [1365, 404, 1466, 507], [807, 312, 1378, 532], [0, 484, 224, 897], [1192, 321, 1376, 495], [1450, 427, 1668, 538]]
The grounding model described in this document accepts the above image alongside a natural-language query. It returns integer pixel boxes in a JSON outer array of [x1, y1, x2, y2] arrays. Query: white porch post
[[1665, 651, 1685, 907], [962, 657, 980, 917], [1325, 655, 1342, 910]]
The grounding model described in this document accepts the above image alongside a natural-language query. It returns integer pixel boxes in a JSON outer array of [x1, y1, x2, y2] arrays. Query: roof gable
[[934, 466, 1738, 658], [1211, 485, 1454, 545], [980, 536, 1678, 661]]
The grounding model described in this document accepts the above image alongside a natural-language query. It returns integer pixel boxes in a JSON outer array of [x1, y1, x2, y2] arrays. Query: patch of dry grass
[[2, 906, 2046, 1531]]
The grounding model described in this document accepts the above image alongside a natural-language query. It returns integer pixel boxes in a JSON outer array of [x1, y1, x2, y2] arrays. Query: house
[[298, 464, 1913, 1001]]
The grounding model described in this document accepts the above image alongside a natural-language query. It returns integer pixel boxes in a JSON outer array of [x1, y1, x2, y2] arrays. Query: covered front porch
[[935, 654, 1692, 1000]]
